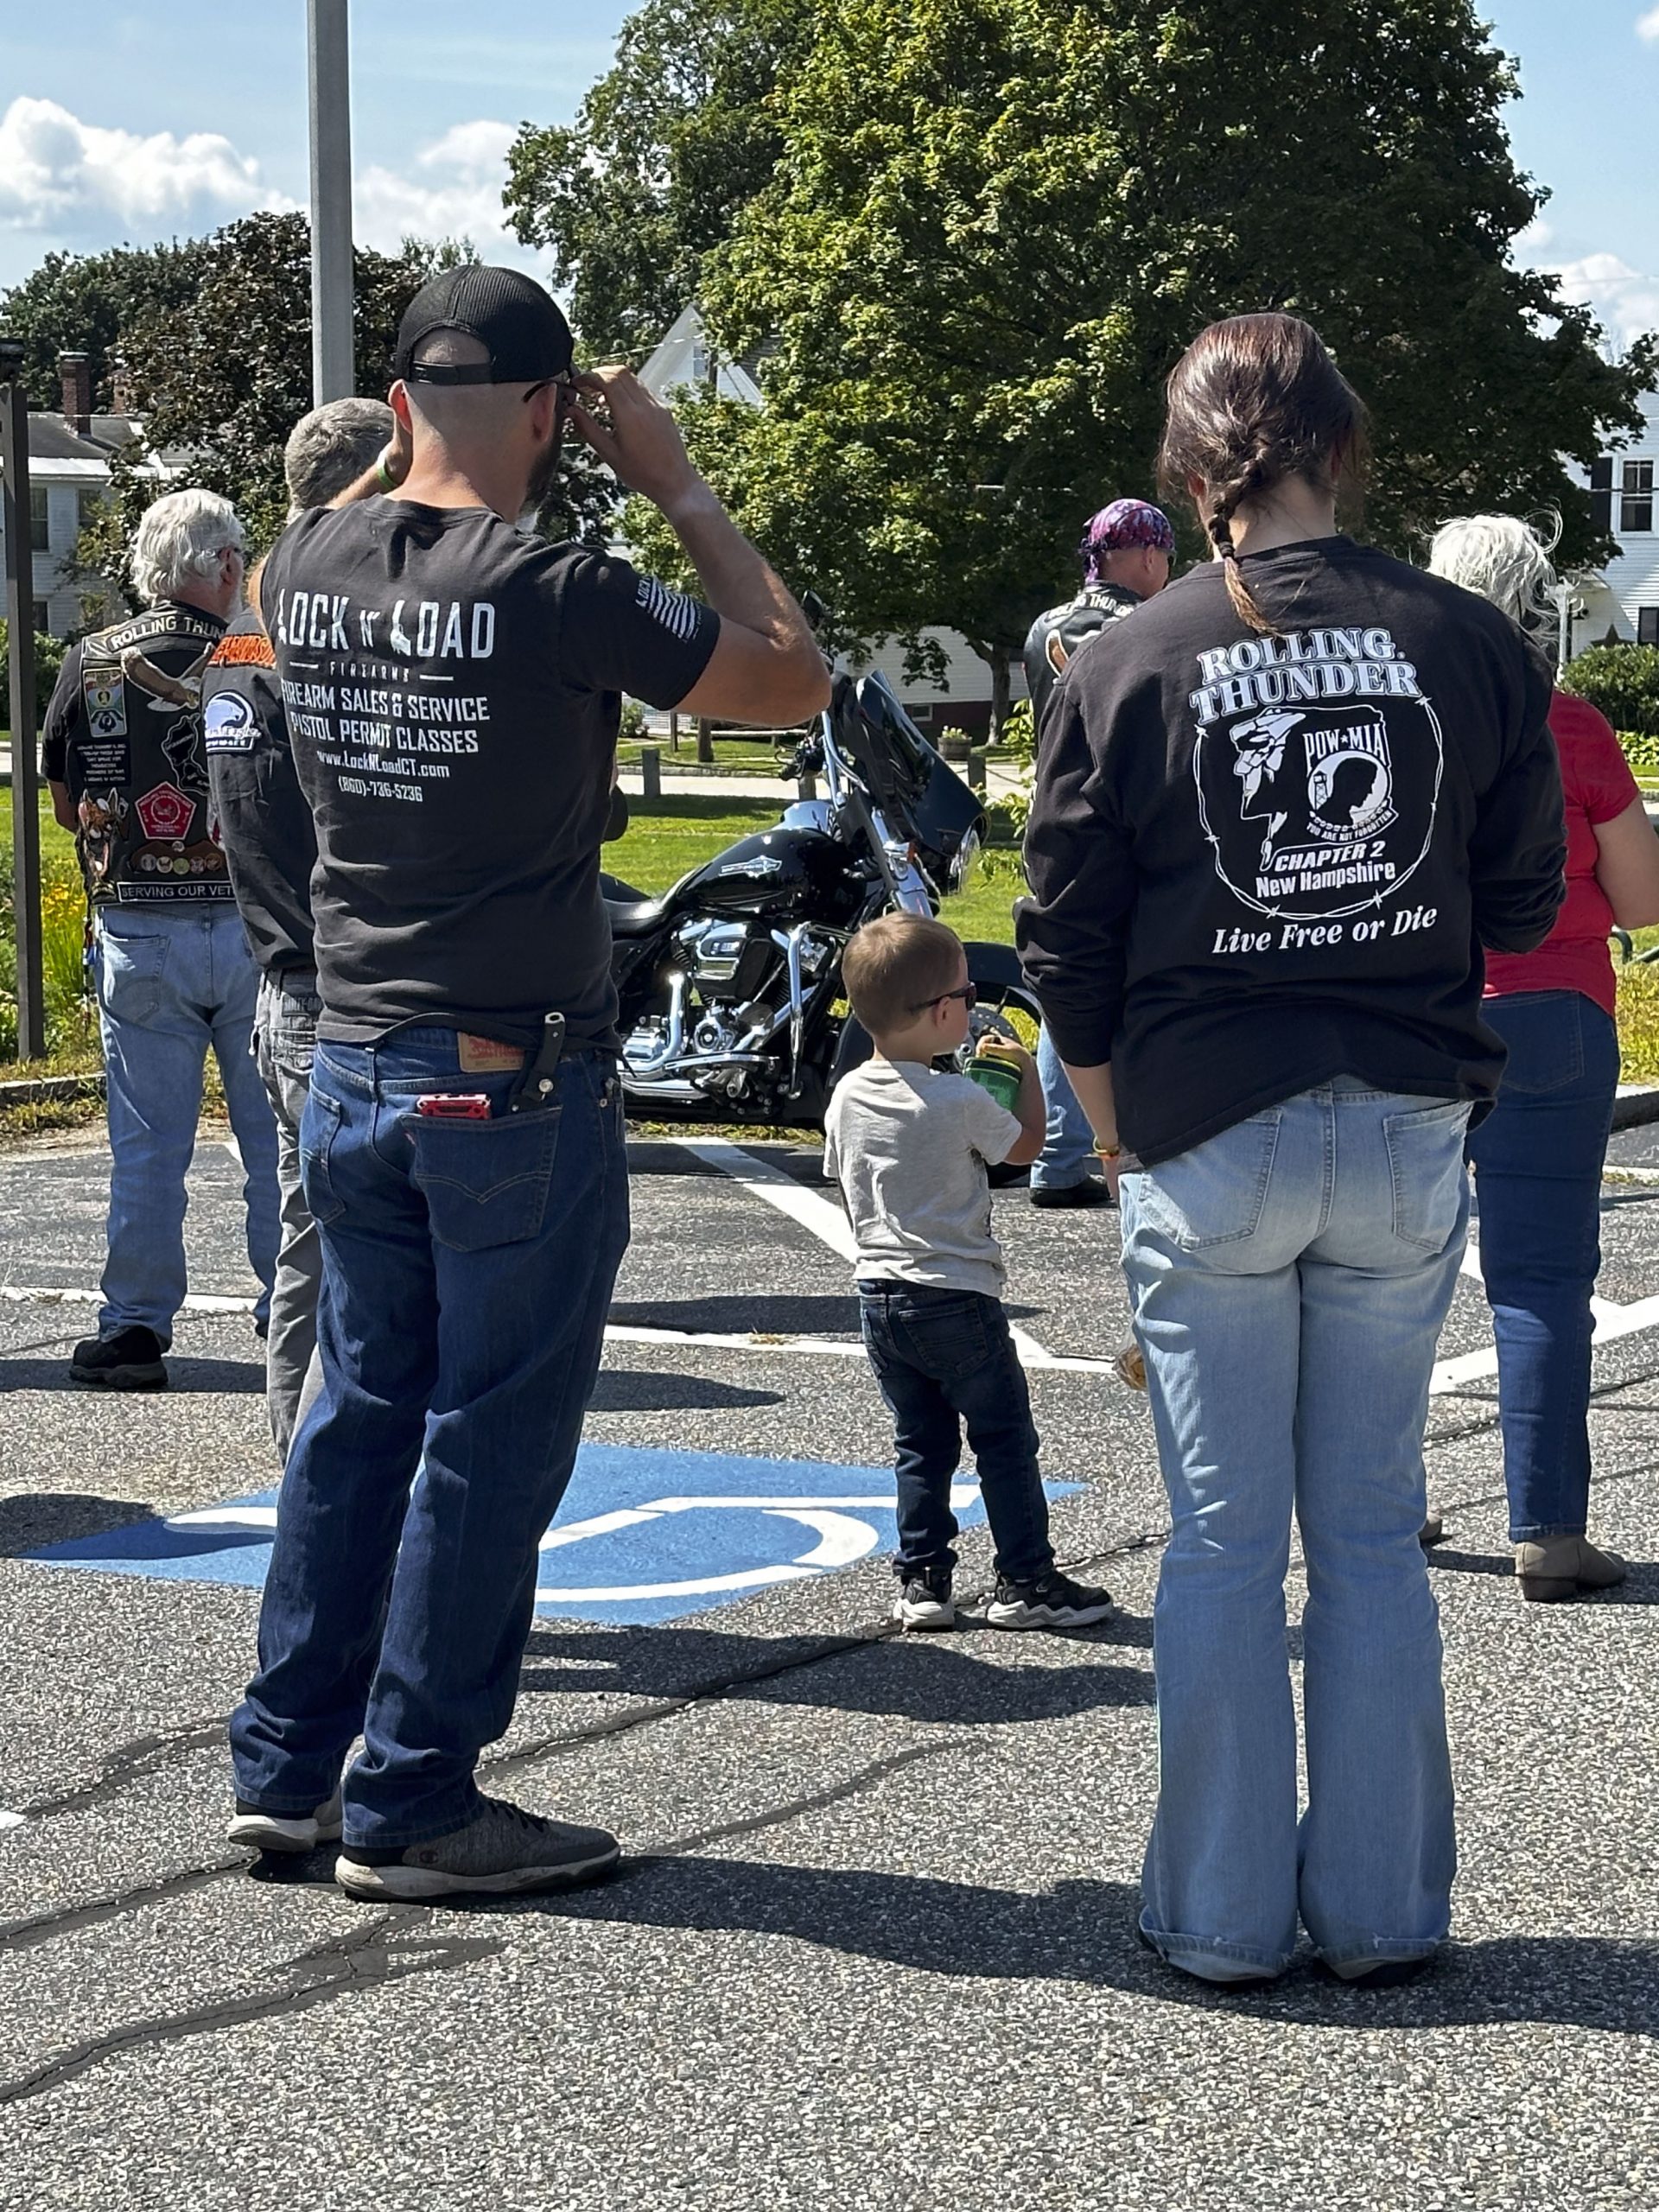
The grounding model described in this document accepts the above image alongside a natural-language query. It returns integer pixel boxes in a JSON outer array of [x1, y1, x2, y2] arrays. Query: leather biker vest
[[69, 602, 231, 905]]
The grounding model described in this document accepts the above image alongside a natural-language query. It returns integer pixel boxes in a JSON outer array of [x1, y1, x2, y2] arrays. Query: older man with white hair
[[41, 487, 279, 1389]]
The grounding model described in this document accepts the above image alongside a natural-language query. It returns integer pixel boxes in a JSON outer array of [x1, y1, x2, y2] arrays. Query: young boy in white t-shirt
[[824, 912, 1113, 1632]]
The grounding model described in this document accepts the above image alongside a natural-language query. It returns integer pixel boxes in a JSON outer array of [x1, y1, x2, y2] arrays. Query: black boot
[[69, 1325, 168, 1390]]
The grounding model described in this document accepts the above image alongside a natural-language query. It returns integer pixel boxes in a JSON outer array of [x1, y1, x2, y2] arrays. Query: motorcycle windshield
[[836, 671, 983, 887]]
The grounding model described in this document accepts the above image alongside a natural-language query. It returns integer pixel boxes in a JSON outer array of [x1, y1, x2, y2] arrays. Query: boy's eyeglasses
[[912, 983, 977, 1014]]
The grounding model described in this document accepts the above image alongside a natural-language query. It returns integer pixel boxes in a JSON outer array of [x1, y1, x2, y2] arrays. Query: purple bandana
[[1079, 499, 1175, 579]]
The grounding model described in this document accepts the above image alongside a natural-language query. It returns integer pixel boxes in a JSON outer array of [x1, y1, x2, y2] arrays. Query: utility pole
[[308, 0, 355, 404], [0, 336, 46, 1060]]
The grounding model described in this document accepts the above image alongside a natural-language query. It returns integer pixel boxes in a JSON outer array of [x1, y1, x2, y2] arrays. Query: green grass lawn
[[605, 794, 1020, 946]]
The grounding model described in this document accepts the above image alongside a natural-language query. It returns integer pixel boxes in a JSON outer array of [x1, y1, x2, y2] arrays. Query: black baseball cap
[[393, 265, 575, 385]]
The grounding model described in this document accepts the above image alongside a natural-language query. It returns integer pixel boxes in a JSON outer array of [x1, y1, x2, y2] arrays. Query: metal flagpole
[[0, 335, 45, 1062], [308, 0, 356, 404]]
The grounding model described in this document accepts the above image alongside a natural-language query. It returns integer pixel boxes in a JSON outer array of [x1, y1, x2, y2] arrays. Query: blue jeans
[[1031, 1027, 1097, 1191], [94, 905, 279, 1341], [253, 970, 324, 1462], [1466, 992, 1620, 1542], [1120, 1077, 1469, 1981], [858, 1281, 1054, 1584], [229, 1031, 631, 1847]]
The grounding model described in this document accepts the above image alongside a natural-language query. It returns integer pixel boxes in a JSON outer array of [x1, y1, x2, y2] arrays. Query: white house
[[1570, 391, 1659, 652], [0, 353, 150, 639], [638, 305, 1027, 735]]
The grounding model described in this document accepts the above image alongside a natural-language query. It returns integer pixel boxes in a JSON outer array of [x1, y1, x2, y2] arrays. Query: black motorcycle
[[602, 669, 1037, 1128]]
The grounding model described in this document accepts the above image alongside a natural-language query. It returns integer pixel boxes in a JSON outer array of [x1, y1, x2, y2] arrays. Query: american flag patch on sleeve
[[634, 575, 702, 644]]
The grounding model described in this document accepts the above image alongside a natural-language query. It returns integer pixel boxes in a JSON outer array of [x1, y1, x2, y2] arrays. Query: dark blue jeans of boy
[[857, 1281, 1054, 1584], [230, 1029, 631, 1849], [1466, 990, 1620, 1543]]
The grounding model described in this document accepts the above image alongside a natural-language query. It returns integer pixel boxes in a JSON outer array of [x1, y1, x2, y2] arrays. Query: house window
[[32, 600, 49, 633], [77, 488, 103, 531], [1590, 457, 1613, 535], [1639, 608, 1659, 646], [906, 700, 934, 723], [1622, 460, 1653, 534], [29, 484, 48, 550]]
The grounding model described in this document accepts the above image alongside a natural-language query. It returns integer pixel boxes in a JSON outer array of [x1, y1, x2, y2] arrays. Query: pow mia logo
[[1190, 629, 1444, 923]]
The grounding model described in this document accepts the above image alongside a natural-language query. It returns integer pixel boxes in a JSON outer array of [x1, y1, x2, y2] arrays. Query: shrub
[[1562, 643, 1659, 738], [619, 697, 651, 744], [0, 623, 67, 728]]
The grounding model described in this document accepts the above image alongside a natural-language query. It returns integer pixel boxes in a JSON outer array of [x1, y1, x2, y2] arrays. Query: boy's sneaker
[[334, 1794, 620, 1901], [69, 1325, 168, 1390], [228, 1789, 344, 1855], [892, 1567, 956, 1631], [985, 1568, 1114, 1630]]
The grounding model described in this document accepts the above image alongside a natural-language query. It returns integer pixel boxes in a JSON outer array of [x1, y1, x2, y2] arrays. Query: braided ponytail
[[1159, 315, 1368, 638]]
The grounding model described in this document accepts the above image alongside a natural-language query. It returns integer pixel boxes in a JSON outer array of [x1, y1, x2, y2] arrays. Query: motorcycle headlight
[[950, 827, 982, 893]]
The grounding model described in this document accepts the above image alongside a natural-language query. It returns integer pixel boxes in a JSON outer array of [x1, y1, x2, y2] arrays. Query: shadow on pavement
[[520, 1618, 1155, 1724], [0, 1492, 160, 1554], [588, 1370, 785, 1414], [542, 1859, 1659, 2035], [0, 1355, 264, 1395]]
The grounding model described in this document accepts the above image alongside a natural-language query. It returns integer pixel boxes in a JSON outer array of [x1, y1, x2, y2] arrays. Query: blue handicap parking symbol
[[27, 1444, 1081, 1627]]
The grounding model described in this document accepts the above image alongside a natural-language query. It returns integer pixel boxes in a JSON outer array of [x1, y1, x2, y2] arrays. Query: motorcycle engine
[[622, 916, 840, 1103]]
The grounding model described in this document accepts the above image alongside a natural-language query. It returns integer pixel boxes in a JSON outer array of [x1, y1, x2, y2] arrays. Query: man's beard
[[525, 419, 564, 513]]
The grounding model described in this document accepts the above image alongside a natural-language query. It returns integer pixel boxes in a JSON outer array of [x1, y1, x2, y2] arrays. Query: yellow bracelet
[[1093, 1141, 1122, 1160]]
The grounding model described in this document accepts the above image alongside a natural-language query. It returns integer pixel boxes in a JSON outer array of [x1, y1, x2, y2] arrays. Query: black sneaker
[[68, 1325, 168, 1390], [1028, 1179, 1115, 1211], [892, 1566, 956, 1631], [334, 1794, 620, 1901], [985, 1568, 1114, 1630]]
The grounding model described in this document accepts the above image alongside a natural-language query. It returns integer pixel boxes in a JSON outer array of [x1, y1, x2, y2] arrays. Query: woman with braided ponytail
[[1019, 313, 1567, 1989]]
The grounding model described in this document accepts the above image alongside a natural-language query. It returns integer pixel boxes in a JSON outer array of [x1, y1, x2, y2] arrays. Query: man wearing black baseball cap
[[229, 266, 828, 1899]]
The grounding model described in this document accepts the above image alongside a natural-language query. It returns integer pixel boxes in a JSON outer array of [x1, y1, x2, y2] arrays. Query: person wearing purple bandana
[[1022, 499, 1174, 1206]]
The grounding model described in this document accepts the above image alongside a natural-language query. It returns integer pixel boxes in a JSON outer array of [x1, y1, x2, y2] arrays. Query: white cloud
[[354, 119, 543, 270], [0, 95, 295, 236], [1538, 251, 1659, 352], [1637, 6, 1659, 41]]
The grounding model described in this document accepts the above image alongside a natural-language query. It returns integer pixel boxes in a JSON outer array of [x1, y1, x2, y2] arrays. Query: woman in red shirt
[[1431, 517, 1659, 1599]]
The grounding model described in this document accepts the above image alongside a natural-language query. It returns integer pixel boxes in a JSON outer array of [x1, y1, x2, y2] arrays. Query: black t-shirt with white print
[[1017, 537, 1567, 1166], [259, 502, 718, 1049]]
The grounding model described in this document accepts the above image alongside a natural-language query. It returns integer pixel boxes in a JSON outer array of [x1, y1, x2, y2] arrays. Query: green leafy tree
[[0, 241, 211, 410], [504, 0, 812, 359], [71, 213, 455, 594], [626, 0, 1656, 733]]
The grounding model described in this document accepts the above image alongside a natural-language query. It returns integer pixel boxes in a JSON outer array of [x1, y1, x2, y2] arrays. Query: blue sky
[[2, 1, 1654, 346]]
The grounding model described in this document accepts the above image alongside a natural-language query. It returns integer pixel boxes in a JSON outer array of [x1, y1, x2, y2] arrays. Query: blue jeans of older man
[[1120, 1077, 1468, 1984], [93, 904, 279, 1341], [230, 1029, 631, 1848], [1030, 1025, 1099, 1192]]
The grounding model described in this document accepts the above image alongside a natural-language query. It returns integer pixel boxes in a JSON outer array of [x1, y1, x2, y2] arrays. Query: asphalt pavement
[[2, 1122, 1657, 2210]]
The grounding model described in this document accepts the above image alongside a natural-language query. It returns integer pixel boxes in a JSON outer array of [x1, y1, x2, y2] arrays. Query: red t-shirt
[[1484, 690, 1638, 1019]]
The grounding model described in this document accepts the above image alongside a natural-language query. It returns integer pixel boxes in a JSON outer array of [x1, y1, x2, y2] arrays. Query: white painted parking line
[[682, 1136, 1054, 1365], [0, 1285, 257, 1315]]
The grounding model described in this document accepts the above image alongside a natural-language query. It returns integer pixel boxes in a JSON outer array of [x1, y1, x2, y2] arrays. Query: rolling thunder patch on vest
[[1192, 626, 1444, 932], [67, 606, 232, 905]]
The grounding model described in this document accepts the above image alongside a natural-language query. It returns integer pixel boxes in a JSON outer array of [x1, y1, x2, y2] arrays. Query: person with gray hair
[[1429, 512, 1659, 1598], [282, 397, 395, 518], [200, 397, 395, 1457], [41, 488, 279, 1389]]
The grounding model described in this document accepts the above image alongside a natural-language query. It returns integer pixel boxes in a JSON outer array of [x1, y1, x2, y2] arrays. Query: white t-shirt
[[823, 1058, 1024, 1298]]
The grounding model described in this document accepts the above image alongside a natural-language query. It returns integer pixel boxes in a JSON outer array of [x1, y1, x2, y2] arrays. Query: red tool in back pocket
[[416, 1093, 493, 1121]]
